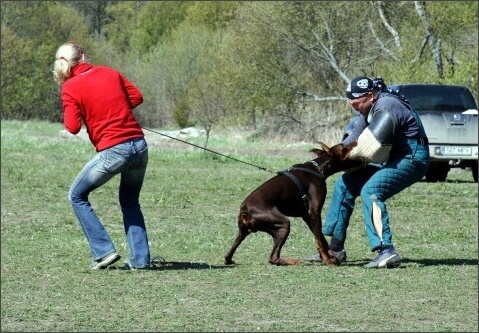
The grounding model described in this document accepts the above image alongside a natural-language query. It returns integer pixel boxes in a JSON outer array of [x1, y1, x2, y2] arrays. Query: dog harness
[[277, 164, 325, 211]]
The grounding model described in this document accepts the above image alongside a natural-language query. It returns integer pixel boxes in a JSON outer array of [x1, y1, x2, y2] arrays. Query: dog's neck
[[308, 158, 330, 178]]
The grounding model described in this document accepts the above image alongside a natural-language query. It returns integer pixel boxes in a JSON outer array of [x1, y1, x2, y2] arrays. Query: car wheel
[[472, 163, 478, 182], [425, 162, 449, 182]]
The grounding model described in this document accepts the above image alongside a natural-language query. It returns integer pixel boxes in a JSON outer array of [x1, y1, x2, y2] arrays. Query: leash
[[143, 126, 330, 213], [142, 127, 277, 174]]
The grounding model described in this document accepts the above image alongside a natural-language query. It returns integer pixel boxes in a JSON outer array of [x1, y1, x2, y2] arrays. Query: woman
[[53, 41, 153, 270]]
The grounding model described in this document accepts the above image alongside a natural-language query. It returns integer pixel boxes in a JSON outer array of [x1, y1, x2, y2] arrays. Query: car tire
[[425, 162, 449, 182], [472, 163, 478, 182]]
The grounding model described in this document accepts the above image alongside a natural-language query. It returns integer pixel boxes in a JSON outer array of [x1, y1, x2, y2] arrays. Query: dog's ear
[[318, 141, 331, 154], [310, 148, 323, 156], [343, 141, 358, 158], [328, 141, 358, 160], [310, 141, 332, 157], [341, 141, 358, 159], [310, 141, 331, 156]]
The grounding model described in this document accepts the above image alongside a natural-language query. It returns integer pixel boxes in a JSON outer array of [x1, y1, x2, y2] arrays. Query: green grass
[[1, 120, 478, 332]]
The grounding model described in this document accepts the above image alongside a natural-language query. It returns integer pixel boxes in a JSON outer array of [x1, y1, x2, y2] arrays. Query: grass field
[[1, 120, 478, 332]]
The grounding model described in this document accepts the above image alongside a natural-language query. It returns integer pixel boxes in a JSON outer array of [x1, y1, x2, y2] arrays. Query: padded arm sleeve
[[348, 110, 395, 164]]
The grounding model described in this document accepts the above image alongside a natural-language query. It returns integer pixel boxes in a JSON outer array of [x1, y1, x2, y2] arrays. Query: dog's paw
[[270, 258, 303, 265], [291, 259, 303, 265], [224, 258, 235, 265], [325, 256, 339, 266]]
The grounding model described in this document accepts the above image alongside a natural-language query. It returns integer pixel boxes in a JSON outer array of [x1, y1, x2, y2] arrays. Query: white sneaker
[[364, 247, 401, 268], [89, 252, 121, 270]]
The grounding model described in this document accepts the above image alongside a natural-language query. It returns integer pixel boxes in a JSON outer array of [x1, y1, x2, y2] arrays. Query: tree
[[413, 1, 443, 78], [185, 1, 238, 31], [64, 1, 112, 36], [186, 29, 233, 147], [137, 22, 216, 128], [1, 1, 476, 133], [1, 1, 91, 121]]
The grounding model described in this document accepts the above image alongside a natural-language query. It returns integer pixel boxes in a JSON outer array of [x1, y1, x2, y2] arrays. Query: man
[[308, 76, 430, 268]]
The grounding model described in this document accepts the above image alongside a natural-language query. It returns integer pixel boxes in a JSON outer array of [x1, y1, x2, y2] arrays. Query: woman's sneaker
[[123, 256, 166, 270], [123, 261, 152, 270], [89, 252, 121, 270], [364, 246, 401, 268]]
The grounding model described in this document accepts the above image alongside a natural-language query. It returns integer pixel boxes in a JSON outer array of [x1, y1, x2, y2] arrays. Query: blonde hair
[[52, 41, 84, 85]]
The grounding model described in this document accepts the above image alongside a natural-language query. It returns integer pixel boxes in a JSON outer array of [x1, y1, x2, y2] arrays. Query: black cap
[[346, 76, 374, 100]]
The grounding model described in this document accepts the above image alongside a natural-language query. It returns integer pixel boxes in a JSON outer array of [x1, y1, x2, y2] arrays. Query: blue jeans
[[323, 140, 429, 251], [68, 138, 150, 267]]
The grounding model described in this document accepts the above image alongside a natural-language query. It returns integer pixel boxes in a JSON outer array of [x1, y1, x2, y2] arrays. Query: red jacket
[[61, 62, 144, 151]]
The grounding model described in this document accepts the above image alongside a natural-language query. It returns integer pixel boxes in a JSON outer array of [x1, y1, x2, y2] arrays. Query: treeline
[[1, 1, 477, 141]]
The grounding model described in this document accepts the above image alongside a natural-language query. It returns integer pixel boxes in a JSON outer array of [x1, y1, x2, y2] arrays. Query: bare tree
[[189, 73, 226, 149], [413, 1, 443, 78], [368, 1, 402, 61], [376, 1, 402, 50]]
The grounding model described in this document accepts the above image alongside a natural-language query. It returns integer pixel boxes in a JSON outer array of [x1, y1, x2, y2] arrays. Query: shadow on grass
[[417, 176, 476, 184], [109, 258, 478, 271], [335, 258, 478, 267], [154, 261, 234, 271], [108, 260, 234, 271], [401, 258, 478, 266]]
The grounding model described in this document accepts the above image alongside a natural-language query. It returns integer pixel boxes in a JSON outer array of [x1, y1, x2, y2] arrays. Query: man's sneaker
[[332, 249, 347, 263], [305, 250, 347, 264], [89, 252, 121, 270], [364, 246, 401, 268]]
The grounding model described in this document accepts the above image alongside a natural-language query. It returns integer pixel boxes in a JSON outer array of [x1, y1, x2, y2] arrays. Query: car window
[[389, 85, 477, 112]]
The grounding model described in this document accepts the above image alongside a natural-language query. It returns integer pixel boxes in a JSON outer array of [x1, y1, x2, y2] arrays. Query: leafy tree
[[138, 22, 216, 128], [186, 31, 232, 146], [221, 2, 356, 137], [102, 1, 191, 56], [63, 1, 113, 35], [1, 0, 476, 135], [1, 1, 91, 121], [101, 1, 141, 55], [185, 1, 238, 31], [1, 25, 36, 120]]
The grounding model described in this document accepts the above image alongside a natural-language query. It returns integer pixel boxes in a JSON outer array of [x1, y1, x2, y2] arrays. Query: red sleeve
[[120, 74, 143, 109], [61, 84, 83, 134]]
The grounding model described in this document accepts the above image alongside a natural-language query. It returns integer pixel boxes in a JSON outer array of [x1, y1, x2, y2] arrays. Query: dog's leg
[[225, 211, 253, 265], [318, 231, 338, 265], [268, 226, 292, 265], [310, 210, 337, 266], [314, 232, 336, 265], [266, 216, 302, 266], [224, 231, 248, 265]]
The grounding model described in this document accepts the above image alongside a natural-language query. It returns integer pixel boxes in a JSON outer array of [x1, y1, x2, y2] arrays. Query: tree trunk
[[414, 1, 443, 78]]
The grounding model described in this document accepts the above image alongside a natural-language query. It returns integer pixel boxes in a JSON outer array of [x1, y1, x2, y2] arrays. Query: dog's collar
[[308, 160, 326, 178]]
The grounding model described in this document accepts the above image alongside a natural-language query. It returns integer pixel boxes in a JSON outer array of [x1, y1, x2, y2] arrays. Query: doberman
[[224, 141, 360, 266]]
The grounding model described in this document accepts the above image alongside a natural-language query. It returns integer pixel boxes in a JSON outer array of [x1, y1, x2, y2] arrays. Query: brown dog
[[224, 141, 359, 266]]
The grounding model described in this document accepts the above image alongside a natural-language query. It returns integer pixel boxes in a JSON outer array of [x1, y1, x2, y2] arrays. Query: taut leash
[[142, 127, 277, 174]]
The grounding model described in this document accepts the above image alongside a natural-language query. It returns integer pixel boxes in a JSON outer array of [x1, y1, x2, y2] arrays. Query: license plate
[[440, 147, 472, 156]]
